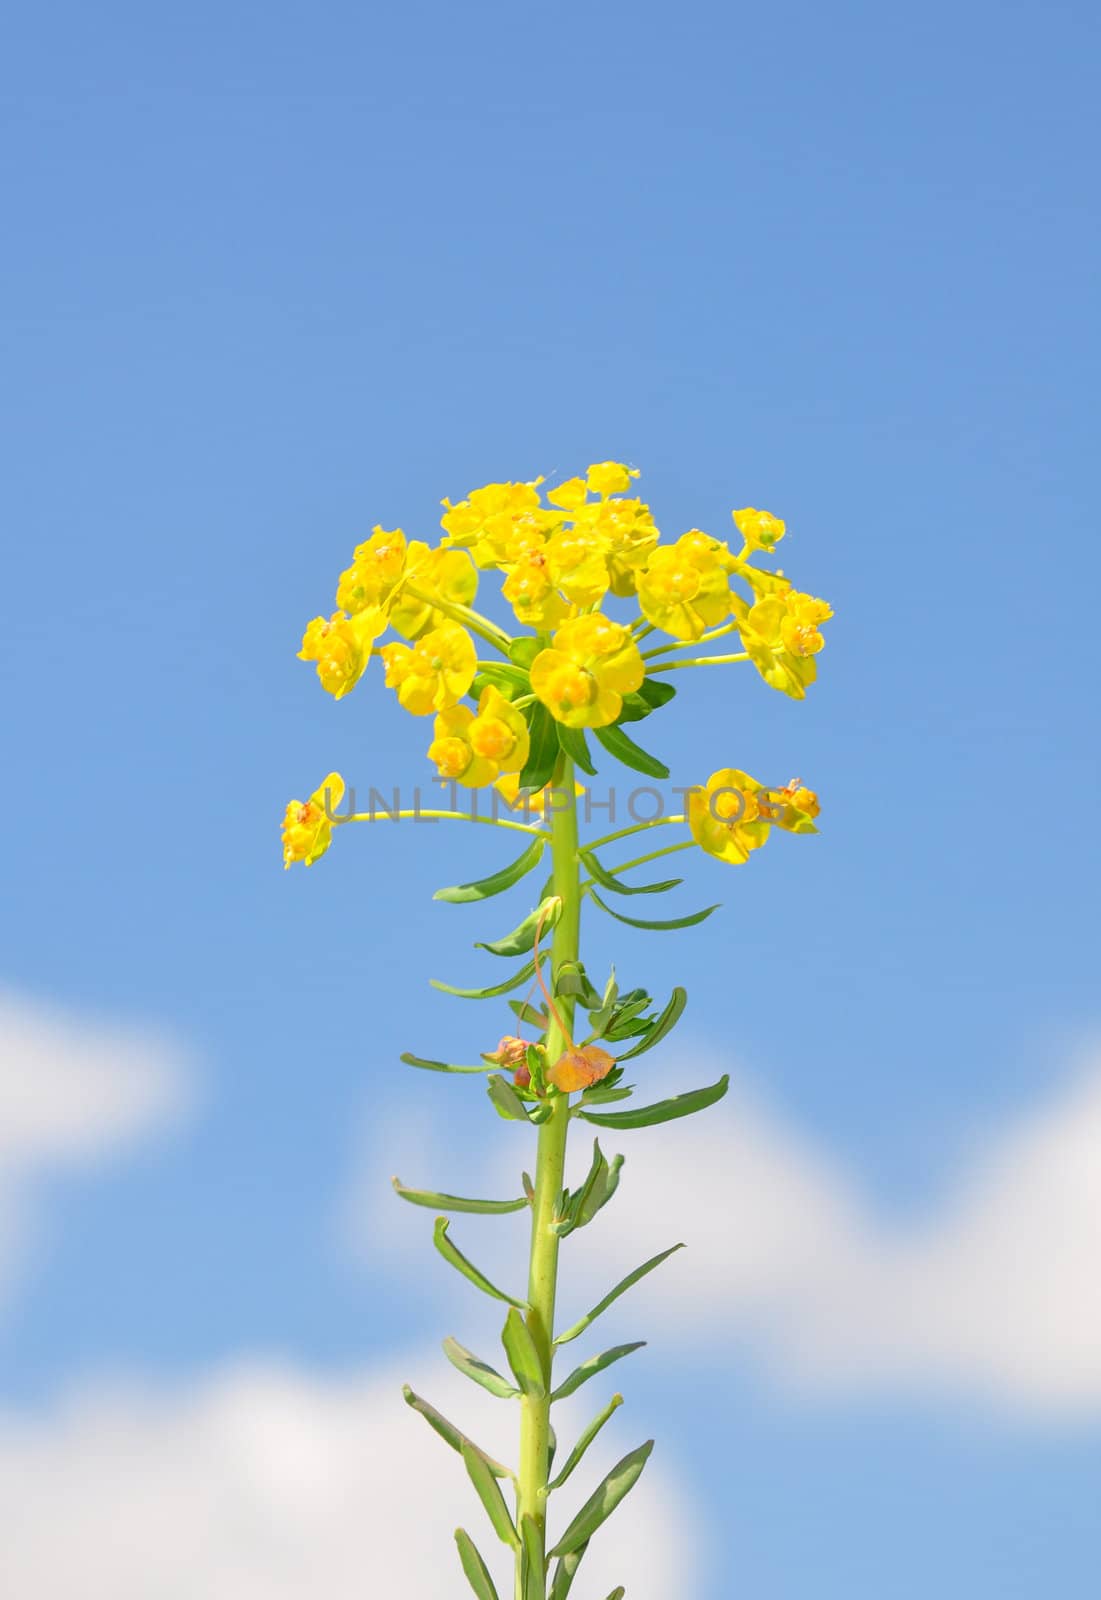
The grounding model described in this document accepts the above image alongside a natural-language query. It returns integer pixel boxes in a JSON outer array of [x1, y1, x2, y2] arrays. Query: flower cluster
[[286, 461, 831, 863]]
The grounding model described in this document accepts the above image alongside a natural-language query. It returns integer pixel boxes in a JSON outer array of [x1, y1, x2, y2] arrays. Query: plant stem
[[648, 651, 749, 673], [336, 808, 545, 837], [516, 756, 580, 1597]]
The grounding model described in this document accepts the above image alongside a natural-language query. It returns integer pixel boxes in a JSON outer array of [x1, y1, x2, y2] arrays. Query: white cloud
[[349, 1041, 1101, 1417], [0, 1354, 698, 1597], [0, 988, 191, 1304]]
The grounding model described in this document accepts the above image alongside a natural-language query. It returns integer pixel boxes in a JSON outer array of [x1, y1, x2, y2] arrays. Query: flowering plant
[[284, 464, 830, 1599]]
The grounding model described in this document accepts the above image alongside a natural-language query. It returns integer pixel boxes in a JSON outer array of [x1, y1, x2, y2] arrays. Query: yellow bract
[[380, 621, 477, 716], [298, 612, 380, 699], [687, 768, 773, 866], [530, 613, 645, 729], [732, 507, 786, 553], [731, 588, 833, 699], [587, 461, 638, 497], [282, 772, 345, 868], [428, 686, 530, 787], [389, 543, 478, 639], [637, 530, 734, 640], [335, 526, 408, 617]]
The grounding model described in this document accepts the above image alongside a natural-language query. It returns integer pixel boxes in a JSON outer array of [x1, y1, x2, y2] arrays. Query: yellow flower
[[546, 1045, 616, 1093], [282, 772, 344, 869], [687, 768, 772, 866], [440, 480, 553, 568], [501, 541, 571, 630], [335, 526, 408, 617], [389, 543, 478, 639], [428, 687, 530, 787], [298, 611, 379, 699], [585, 497, 660, 596], [732, 507, 786, 553], [380, 621, 477, 716], [731, 588, 832, 699], [637, 530, 734, 640], [546, 476, 589, 510], [769, 779, 821, 834], [587, 461, 638, 497], [530, 613, 645, 729], [543, 525, 612, 608]]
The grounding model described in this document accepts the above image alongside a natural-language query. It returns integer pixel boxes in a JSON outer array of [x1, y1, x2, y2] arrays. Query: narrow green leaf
[[518, 701, 558, 792], [476, 895, 561, 957], [442, 1337, 520, 1400], [401, 1051, 498, 1075], [549, 1542, 589, 1600], [556, 723, 597, 776], [555, 1246, 685, 1345], [472, 660, 531, 694], [576, 1084, 634, 1106], [434, 836, 547, 903], [462, 1440, 520, 1550], [547, 1394, 624, 1490], [551, 1342, 646, 1402], [509, 998, 548, 1028], [604, 1588, 626, 1599], [434, 1218, 529, 1309], [614, 987, 688, 1062], [501, 1308, 546, 1399], [577, 1075, 730, 1130], [455, 1528, 501, 1600], [392, 1178, 529, 1215], [548, 1441, 654, 1559], [519, 1513, 545, 1600], [550, 1142, 625, 1238], [430, 955, 544, 1000], [590, 890, 719, 932], [592, 722, 670, 780], [580, 849, 682, 897], [402, 1385, 512, 1479], [615, 677, 677, 722]]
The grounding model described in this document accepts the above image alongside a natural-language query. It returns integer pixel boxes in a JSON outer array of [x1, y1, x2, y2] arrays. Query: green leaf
[[442, 1337, 520, 1400], [509, 998, 548, 1028], [392, 1178, 529, 1215], [615, 677, 677, 722], [604, 1589, 626, 1599], [555, 1246, 685, 1345], [614, 987, 688, 1062], [550, 1141, 625, 1238], [462, 1440, 520, 1550], [556, 723, 597, 776], [519, 1514, 545, 1600], [579, 849, 682, 897], [577, 1075, 730, 1130], [476, 896, 562, 958], [471, 661, 531, 696], [430, 955, 545, 1000], [501, 1308, 546, 1399], [455, 1528, 501, 1600], [590, 890, 719, 932], [509, 636, 542, 669], [401, 1051, 498, 1075], [592, 722, 670, 780], [549, 1441, 654, 1559], [434, 1218, 529, 1309], [402, 1385, 512, 1479], [547, 1394, 624, 1490], [487, 1073, 540, 1124], [551, 1342, 646, 1403], [549, 1543, 589, 1600], [518, 702, 559, 792], [434, 836, 547, 903]]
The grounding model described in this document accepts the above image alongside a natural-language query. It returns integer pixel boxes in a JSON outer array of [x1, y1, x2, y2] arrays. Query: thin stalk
[[641, 618, 742, 659], [516, 755, 580, 1597], [649, 651, 748, 673], [334, 808, 545, 837], [586, 815, 687, 855], [402, 583, 513, 655], [580, 839, 696, 889]]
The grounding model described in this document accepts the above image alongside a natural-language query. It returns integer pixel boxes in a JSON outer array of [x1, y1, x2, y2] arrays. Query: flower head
[[530, 613, 645, 728], [440, 480, 553, 568], [545, 1044, 616, 1093], [731, 588, 833, 699], [282, 772, 344, 868], [586, 461, 638, 497], [771, 779, 821, 834], [388, 543, 478, 639], [637, 530, 734, 640], [380, 621, 477, 716], [335, 526, 408, 617], [732, 507, 786, 553], [298, 612, 379, 699], [687, 768, 772, 866], [427, 686, 530, 787]]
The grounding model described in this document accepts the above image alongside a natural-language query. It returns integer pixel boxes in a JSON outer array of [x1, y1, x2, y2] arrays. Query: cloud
[[0, 1354, 698, 1597], [349, 1041, 1101, 1417], [0, 988, 191, 1304]]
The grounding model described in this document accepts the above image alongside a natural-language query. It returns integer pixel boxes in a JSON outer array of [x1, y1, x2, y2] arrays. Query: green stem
[[641, 618, 742, 659], [581, 839, 696, 889], [648, 651, 749, 673], [586, 815, 687, 854], [402, 583, 513, 655], [516, 756, 580, 1597], [335, 808, 545, 836]]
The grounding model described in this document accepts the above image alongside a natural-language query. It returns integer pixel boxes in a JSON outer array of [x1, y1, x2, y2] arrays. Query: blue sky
[[1, 2, 1099, 1595]]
